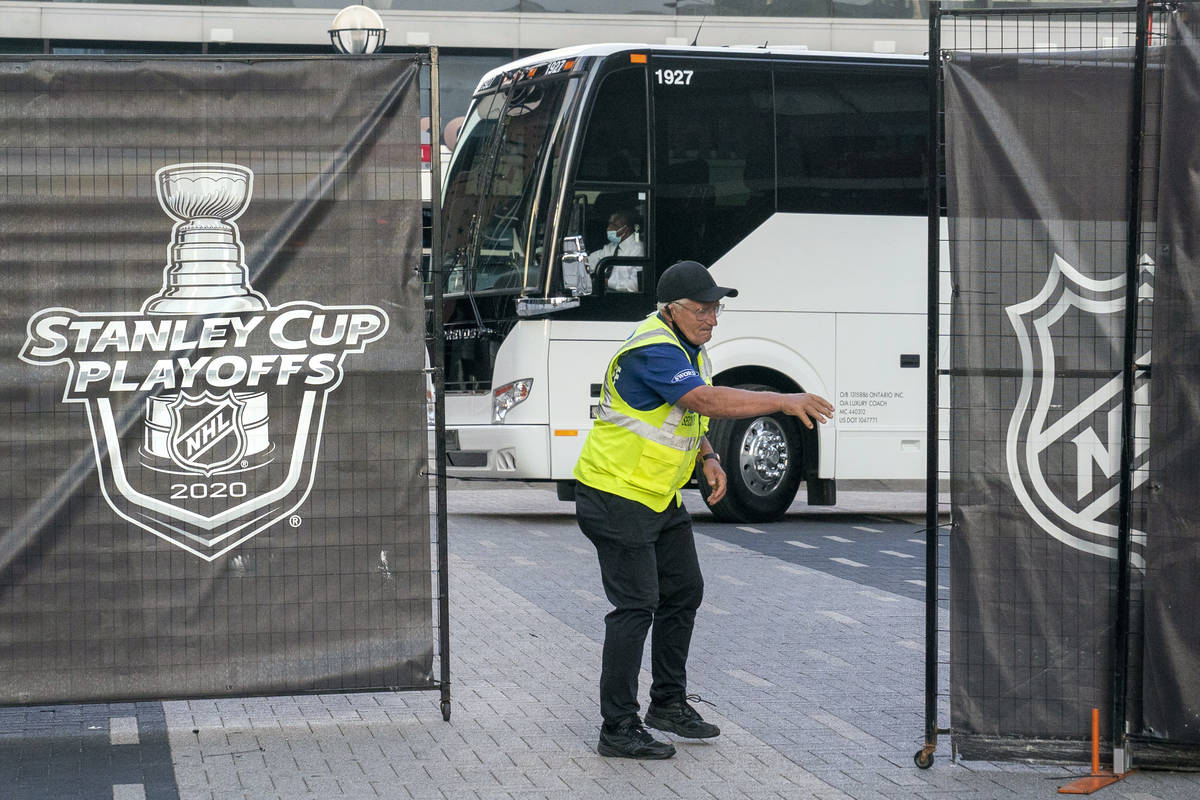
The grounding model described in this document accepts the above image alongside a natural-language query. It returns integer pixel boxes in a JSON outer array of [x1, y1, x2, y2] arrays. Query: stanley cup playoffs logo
[[1005, 253, 1150, 568], [19, 163, 389, 561]]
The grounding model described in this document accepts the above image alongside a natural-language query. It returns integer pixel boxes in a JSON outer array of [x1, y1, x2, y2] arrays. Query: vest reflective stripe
[[573, 313, 711, 511], [594, 404, 698, 451]]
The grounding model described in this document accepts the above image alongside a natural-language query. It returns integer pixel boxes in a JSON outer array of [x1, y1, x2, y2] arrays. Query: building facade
[[2, 1, 944, 118]]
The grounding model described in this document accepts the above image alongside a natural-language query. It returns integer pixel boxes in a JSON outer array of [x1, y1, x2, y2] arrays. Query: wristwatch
[[701, 452, 721, 463]]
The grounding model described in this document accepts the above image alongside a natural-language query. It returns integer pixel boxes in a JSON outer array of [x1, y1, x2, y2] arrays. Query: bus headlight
[[493, 378, 533, 423]]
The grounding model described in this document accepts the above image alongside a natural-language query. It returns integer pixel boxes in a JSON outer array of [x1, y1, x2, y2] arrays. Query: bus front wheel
[[700, 384, 804, 523]]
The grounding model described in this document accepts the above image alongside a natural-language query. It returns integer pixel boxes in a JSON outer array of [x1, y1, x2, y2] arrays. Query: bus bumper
[[441, 424, 551, 480]]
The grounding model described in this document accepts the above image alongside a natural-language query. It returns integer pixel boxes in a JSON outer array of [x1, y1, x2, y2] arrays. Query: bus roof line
[[475, 42, 925, 88]]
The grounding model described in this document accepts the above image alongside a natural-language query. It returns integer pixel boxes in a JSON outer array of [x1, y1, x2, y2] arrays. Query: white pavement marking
[[571, 588, 604, 604], [706, 542, 738, 552], [824, 535, 854, 543], [908, 538, 926, 545], [881, 550, 916, 559], [853, 525, 882, 533], [803, 648, 853, 668], [856, 590, 899, 603], [717, 574, 749, 586], [830, 557, 867, 568], [478, 539, 497, 548], [819, 610, 861, 626], [726, 668, 774, 688], [786, 540, 817, 549], [109, 716, 139, 746], [112, 785, 147, 800], [905, 578, 949, 591], [736, 525, 764, 534], [809, 712, 881, 747]]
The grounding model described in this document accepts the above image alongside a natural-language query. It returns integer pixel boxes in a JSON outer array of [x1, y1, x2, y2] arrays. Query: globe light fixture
[[329, 5, 387, 55]]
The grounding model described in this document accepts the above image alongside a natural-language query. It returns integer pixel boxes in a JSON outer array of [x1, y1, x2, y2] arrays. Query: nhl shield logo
[[19, 162, 391, 561], [1005, 254, 1150, 567], [167, 391, 248, 476]]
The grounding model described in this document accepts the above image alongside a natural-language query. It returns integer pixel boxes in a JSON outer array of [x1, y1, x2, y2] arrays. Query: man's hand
[[779, 393, 834, 429], [702, 458, 727, 505]]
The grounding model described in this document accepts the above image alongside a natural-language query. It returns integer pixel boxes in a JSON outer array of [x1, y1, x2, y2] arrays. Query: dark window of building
[[50, 40, 204, 55], [652, 58, 774, 268], [774, 65, 927, 216]]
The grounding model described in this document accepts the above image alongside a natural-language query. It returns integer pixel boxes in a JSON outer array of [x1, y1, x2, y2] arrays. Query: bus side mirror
[[561, 235, 592, 296]]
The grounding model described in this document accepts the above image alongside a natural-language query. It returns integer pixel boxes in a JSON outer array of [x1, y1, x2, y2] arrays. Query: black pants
[[575, 482, 705, 726]]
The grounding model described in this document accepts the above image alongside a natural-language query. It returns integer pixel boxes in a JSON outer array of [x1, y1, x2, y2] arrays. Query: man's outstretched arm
[[677, 385, 834, 428]]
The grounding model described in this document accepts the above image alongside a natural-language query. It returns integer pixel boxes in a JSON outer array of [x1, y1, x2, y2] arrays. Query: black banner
[[944, 47, 1143, 757], [0, 57, 433, 703], [1143, 5, 1200, 746]]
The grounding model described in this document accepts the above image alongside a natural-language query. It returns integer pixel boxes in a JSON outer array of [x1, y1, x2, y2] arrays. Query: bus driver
[[588, 209, 644, 293], [573, 260, 834, 759]]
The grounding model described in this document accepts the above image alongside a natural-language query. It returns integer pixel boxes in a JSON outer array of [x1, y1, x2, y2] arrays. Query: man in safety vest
[[573, 260, 834, 759]]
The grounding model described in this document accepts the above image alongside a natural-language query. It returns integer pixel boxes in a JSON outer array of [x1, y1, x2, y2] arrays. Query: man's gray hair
[[656, 301, 673, 315]]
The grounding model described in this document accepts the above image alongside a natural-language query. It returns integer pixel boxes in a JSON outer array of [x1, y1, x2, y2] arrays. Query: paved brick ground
[[6, 483, 1200, 799]]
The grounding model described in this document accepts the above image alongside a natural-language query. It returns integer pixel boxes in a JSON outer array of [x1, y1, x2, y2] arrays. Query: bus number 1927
[[654, 69, 694, 86]]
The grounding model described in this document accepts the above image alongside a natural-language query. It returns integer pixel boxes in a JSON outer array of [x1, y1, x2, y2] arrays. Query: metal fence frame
[[921, 0, 1151, 770], [425, 46, 453, 722]]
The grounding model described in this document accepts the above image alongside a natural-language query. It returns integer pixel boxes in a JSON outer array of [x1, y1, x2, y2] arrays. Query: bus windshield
[[439, 76, 572, 297]]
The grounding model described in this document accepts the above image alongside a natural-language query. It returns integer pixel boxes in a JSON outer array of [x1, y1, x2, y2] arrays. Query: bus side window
[[563, 64, 651, 310], [774, 68, 927, 216], [570, 67, 650, 268], [652, 61, 774, 268], [575, 67, 648, 186]]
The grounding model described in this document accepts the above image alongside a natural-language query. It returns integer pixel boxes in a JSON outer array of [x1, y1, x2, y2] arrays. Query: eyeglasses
[[671, 301, 724, 320]]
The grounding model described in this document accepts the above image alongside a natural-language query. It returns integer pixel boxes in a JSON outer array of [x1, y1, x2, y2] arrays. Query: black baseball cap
[[655, 260, 739, 303]]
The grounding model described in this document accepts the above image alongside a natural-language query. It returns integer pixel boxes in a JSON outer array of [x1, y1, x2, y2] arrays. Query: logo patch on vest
[[671, 368, 699, 384]]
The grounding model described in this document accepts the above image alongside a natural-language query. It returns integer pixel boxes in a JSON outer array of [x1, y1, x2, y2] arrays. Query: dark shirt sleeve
[[613, 343, 707, 411]]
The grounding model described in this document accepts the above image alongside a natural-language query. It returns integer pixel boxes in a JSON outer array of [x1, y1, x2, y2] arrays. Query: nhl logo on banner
[[162, 391, 250, 476], [19, 163, 391, 561], [1004, 253, 1151, 567]]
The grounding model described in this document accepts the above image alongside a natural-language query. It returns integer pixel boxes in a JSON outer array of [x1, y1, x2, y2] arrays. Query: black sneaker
[[597, 717, 676, 759], [644, 695, 721, 739]]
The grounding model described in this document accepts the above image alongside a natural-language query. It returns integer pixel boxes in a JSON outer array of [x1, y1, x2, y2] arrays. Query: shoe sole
[[597, 742, 676, 759], [643, 716, 721, 740]]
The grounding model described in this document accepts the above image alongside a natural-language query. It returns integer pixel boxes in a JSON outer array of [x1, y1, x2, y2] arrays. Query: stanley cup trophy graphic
[[142, 164, 271, 477], [20, 160, 389, 560], [146, 163, 267, 314]]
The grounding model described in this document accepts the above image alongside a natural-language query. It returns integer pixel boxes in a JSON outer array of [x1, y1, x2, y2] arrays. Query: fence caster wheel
[[914, 745, 935, 769], [440, 700, 452, 722]]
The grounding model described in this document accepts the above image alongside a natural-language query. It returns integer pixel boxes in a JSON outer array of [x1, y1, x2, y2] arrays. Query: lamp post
[[328, 5, 387, 55]]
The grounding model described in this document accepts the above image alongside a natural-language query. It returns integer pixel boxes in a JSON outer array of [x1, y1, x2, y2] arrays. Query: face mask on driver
[[606, 229, 623, 245]]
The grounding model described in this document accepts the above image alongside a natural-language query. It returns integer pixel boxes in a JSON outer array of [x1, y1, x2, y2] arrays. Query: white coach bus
[[432, 43, 931, 522]]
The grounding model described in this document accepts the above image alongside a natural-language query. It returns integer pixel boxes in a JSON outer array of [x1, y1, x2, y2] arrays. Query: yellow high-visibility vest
[[573, 313, 711, 511]]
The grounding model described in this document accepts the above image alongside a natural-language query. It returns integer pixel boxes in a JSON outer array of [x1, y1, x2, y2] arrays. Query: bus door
[[548, 60, 654, 478]]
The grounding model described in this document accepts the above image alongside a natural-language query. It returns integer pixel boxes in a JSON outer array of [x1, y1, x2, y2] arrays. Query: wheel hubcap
[[737, 418, 790, 497]]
